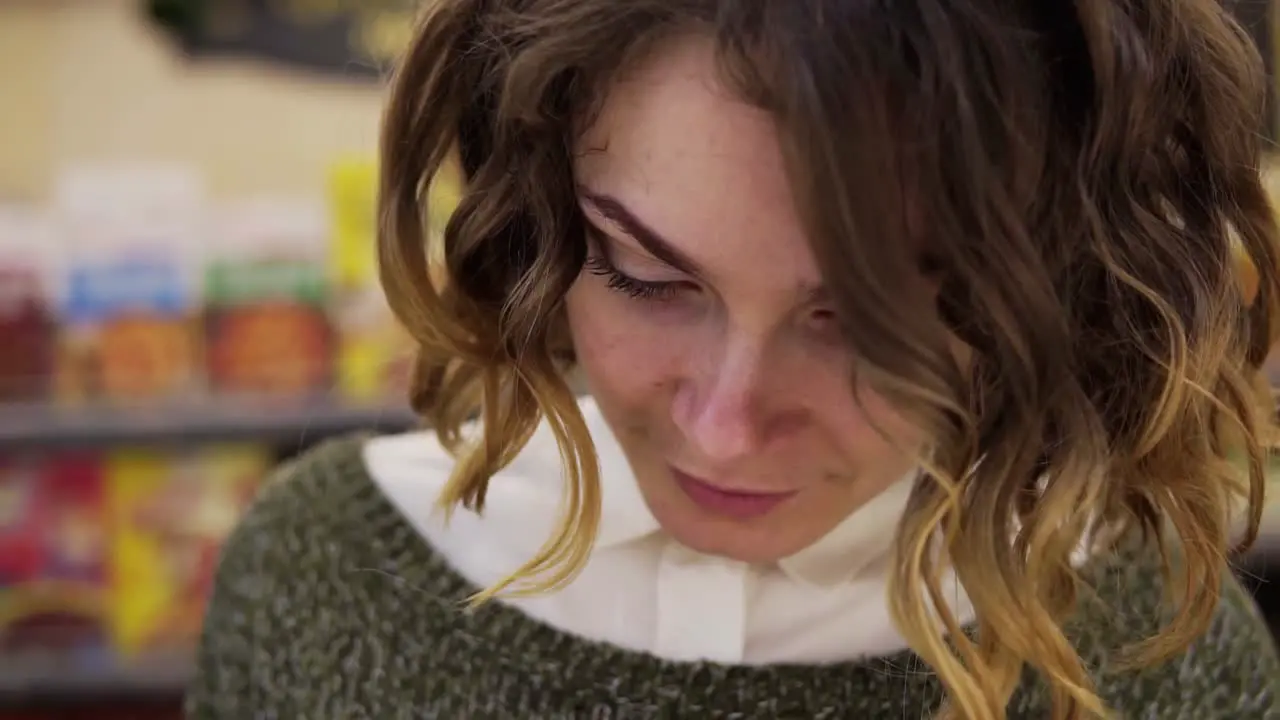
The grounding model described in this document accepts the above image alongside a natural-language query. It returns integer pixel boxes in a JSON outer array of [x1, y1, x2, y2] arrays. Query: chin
[[677, 534, 787, 564], [649, 499, 810, 564]]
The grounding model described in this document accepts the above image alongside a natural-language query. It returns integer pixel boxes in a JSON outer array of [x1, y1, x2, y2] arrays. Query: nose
[[671, 336, 769, 463]]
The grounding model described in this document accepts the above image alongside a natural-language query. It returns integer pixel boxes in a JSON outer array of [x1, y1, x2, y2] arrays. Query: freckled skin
[[565, 37, 923, 563]]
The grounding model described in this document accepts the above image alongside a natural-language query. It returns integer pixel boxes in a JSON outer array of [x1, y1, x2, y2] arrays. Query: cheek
[[565, 280, 679, 402], [820, 381, 923, 476]]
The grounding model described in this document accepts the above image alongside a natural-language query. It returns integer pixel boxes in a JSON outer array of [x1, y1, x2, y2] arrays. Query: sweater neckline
[[324, 434, 951, 705]]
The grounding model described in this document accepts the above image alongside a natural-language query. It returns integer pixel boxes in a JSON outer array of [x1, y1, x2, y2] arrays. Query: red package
[[0, 453, 108, 654]]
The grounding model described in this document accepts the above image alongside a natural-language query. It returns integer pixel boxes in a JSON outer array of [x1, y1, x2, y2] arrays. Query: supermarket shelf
[[0, 649, 190, 704], [0, 397, 419, 448]]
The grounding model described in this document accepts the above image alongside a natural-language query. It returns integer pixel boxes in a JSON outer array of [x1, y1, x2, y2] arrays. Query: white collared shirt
[[363, 397, 975, 665]]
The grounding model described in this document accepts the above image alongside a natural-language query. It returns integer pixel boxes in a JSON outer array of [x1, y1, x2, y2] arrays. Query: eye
[[584, 255, 692, 303]]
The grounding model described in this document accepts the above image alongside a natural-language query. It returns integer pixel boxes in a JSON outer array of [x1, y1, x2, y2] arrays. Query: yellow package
[[106, 444, 268, 658], [328, 156, 462, 403]]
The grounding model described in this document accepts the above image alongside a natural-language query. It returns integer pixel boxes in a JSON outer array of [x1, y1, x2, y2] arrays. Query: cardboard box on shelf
[[0, 452, 110, 661], [206, 199, 335, 398], [328, 157, 413, 404], [105, 444, 269, 658], [0, 207, 57, 404], [52, 164, 206, 407]]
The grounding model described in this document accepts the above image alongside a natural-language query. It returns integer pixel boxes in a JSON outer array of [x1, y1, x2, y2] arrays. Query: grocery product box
[[0, 453, 110, 659], [52, 164, 206, 407], [105, 444, 269, 657], [0, 207, 57, 403], [328, 157, 413, 403], [206, 199, 334, 398]]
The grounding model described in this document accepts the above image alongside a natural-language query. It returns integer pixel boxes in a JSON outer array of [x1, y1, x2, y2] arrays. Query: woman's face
[[566, 37, 923, 563]]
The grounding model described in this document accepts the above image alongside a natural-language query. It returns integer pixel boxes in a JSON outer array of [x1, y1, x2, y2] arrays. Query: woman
[[187, 1, 1280, 717]]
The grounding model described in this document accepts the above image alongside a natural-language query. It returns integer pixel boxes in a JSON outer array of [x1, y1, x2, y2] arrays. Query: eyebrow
[[578, 188, 831, 305], [577, 190, 701, 276]]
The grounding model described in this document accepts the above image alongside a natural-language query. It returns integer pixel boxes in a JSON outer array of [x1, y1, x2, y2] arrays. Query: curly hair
[[377, 1, 1280, 717]]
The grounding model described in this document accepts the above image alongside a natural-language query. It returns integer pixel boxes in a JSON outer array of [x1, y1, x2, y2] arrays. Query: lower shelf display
[[0, 648, 190, 702], [0, 443, 271, 706]]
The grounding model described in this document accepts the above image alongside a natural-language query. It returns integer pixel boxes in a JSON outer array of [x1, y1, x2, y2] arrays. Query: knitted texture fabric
[[186, 436, 1280, 719]]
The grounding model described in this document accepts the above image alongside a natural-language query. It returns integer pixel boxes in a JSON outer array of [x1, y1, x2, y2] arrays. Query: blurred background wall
[[0, 0, 383, 202]]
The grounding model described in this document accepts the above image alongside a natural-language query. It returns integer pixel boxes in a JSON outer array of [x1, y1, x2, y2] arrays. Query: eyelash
[[584, 255, 685, 302], [584, 252, 842, 343]]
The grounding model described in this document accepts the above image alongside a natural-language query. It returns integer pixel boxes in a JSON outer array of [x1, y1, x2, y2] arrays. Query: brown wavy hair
[[377, 1, 1280, 718]]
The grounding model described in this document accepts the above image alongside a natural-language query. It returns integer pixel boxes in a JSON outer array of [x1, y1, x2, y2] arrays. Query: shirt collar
[[580, 397, 664, 547], [774, 474, 914, 586], [385, 396, 661, 551]]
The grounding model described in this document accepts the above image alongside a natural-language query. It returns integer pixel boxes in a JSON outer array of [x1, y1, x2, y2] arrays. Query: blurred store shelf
[[0, 397, 418, 448], [0, 649, 190, 704]]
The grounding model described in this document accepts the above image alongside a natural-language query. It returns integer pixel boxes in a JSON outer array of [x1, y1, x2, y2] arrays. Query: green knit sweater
[[185, 436, 1280, 718]]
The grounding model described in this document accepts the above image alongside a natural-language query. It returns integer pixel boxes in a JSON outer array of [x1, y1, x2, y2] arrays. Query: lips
[[669, 466, 797, 520]]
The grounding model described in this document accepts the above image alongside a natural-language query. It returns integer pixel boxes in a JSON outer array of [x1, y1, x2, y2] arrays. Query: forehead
[[574, 37, 819, 287]]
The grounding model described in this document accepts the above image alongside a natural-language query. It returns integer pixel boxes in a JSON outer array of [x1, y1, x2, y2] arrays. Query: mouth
[[669, 467, 798, 520]]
